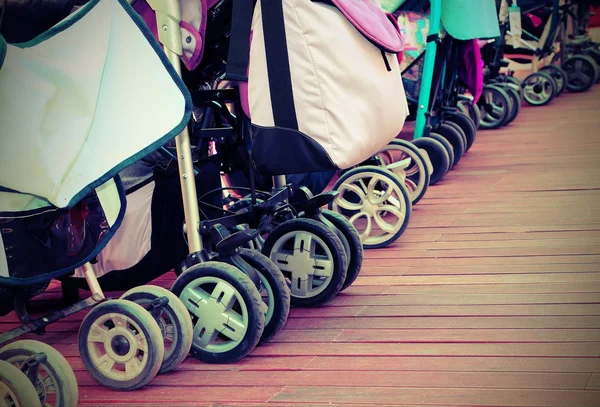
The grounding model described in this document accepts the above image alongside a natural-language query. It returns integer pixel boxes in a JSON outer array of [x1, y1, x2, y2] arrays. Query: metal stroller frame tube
[[146, 0, 204, 253], [414, 0, 441, 139], [273, 175, 287, 190]]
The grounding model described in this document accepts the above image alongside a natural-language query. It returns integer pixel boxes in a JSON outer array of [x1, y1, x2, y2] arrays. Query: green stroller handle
[[414, 0, 441, 139]]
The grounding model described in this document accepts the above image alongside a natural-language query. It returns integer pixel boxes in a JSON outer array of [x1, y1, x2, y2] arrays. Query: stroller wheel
[[426, 133, 454, 171], [237, 248, 290, 343], [0, 340, 77, 407], [495, 84, 521, 126], [263, 218, 347, 306], [319, 209, 364, 291], [0, 360, 41, 407], [540, 65, 568, 95], [435, 123, 466, 168], [522, 72, 557, 105], [411, 137, 450, 185], [120, 285, 193, 373], [502, 75, 524, 100], [375, 139, 430, 205], [586, 48, 600, 82], [443, 112, 477, 152], [331, 166, 412, 250], [171, 261, 265, 363], [563, 55, 598, 93], [457, 100, 482, 130], [78, 299, 165, 390], [478, 85, 511, 128]]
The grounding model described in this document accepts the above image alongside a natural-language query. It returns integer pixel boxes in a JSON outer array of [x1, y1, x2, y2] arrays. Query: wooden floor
[[2, 86, 600, 406]]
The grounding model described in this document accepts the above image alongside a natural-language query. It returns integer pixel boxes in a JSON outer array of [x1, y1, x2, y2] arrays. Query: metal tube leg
[[81, 263, 105, 302], [272, 176, 287, 190]]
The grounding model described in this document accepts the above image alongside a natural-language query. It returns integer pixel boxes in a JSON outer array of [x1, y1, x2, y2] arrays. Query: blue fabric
[[441, 0, 501, 39]]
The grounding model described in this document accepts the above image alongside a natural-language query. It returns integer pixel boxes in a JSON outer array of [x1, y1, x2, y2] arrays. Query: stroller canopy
[[441, 0, 501, 40]]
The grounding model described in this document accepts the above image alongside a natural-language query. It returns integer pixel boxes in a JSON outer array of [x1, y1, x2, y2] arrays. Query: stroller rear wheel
[[563, 55, 599, 93], [319, 210, 364, 292], [522, 72, 556, 106], [426, 133, 455, 172], [374, 139, 430, 204], [443, 112, 476, 152], [0, 340, 77, 407], [478, 85, 511, 127], [331, 166, 412, 250], [120, 285, 193, 373], [540, 65, 568, 96], [0, 360, 41, 407], [78, 300, 165, 390], [237, 248, 290, 343], [171, 261, 265, 363], [263, 219, 347, 306], [495, 84, 521, 125], [411, 137, 450, 185]]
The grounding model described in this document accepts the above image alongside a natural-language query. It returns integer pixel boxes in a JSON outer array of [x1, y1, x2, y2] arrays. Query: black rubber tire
[[478, 85, 511, 128], [503, 86, 521, 126], [586, 48, 600, 82], [437, 122, 466, 167], [502, 75, 524, 100], [171, 261, 265, 363], [79, 299, 165, 390], [457, 99, 482, 130], [0, 340, 77, 407], [262, 218, 347, 307], [444, 112, 476, 152], [120, 285, 193, 373], [426, 133, 455, 171], [238, 248, 290, 343], [0, 360, 42, 407], [540, 65, 568, 96], [331, 166, 412, 250], [563, 55, 599, 93], [411, 137, 450, 185], [386, 139, 431, 204], [521, 71, 557, 106], [320, 209, 364, 291]]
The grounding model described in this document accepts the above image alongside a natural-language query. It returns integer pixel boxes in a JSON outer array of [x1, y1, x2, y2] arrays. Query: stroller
[[0, 0, 303, 395], [383, 0, 499, 185]]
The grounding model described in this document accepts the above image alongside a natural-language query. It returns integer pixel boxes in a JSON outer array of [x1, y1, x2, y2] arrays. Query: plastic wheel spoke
[[312, 257, 333, 277], [368, 177, 393, 205], [110, 314, 128, 330], [270, 252, 290, 269], [405, 178, 418, 193], [88, 322, 110, 343], [124, 358, 143, 380], [95, 353, 116, 375], [405, 165, 419, 177], [291, 277, 310, 297], [492, 105, 504, 115], [193, 323, 220, 348], [357, 179, 369, 196], [373, 207, 403, 234], [211, 282, 238, 311], [293, 232, 314, 253], [575, 59, 583, 71], [164, 325, 175, 343], [135, 333, 148, 352], [180, 286, 210, 313], [221, 312, 246, 342], [350, 212, 372, 240]]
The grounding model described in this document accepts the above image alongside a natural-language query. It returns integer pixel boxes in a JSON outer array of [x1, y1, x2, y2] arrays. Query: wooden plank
[[270, 386, 600, 406], [304, 356, 600, 373], [382, 282, 600, 295], [284, 316, 600, 330], [74, 370, 593, 390], [351, 273, 600, 286], [358, 264, 600, 276], [330, 293, 600, 306], [586, 373, 600, 390], [330, 329, 600, 343], [252, 342, 600, 358]]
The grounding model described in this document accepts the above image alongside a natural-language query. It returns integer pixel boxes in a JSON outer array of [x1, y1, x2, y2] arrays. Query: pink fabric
[[180, 19, 205, 70], [132, 0, 159, 40], [458, 39, 484, 103], [525, 12, 543, 28], [330, 0, 404, 52]]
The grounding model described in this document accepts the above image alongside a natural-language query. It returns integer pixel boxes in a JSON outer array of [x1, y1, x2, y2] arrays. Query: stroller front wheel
[[120, 285, 193, 374], [522, 72, 557, 105], [0, 360, 42, 407], [171, 261, 265, 363], [78, 300, 165, 391], [0, 340, 77, 407], [411, 137, 450, 185]]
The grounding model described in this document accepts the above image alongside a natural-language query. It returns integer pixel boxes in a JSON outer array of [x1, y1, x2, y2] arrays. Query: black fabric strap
[[260, 0, 299, 129], [225, 0, 254, 81]]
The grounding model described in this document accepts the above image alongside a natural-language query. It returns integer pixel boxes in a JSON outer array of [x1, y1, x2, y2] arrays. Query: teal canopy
[[441, 0, 501, 40]]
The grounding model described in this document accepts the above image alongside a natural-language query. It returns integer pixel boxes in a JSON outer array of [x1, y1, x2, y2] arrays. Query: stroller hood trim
[[0, 0, 192, 211]]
